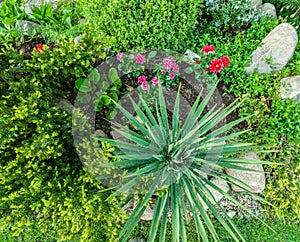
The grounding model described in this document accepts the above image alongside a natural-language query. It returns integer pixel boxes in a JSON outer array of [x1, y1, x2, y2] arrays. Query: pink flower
[[151, 77, 158, 86], [161, 70, 166, 75], [35, 44, 44, 52], [116, 52, 123, 61], [138, 75, 147, 83], [209, 58, 223, 73], [169, 73, 175, 79], [172, 63, 179, 72], [141, 81, 150, 91], [221, 56, 230, 67], [135, 54, 145, 64], [201, 45, 215, 54], [163, 57, 176, 70]]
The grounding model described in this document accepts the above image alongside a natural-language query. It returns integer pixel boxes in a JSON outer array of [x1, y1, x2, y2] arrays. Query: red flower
[[35, 44, 44, 52], [221, 56, 230, 67], [201, 45, 215, 54], [209, 58, 223, 73], [195, 60, 200, 65]]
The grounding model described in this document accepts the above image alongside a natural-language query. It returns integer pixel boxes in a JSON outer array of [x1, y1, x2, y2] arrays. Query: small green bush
[[0, 35, 126, 241], [77, 0, 204, 51]]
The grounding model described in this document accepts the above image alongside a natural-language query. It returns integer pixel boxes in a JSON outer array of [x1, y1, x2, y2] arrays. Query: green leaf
[[95, 99, 103, 111], [77, 92, 91, 103], [100, 95, 111, 105], [109, 92, 118, 102], [184, 66, 193, 74], [149, 192, 168, 242], [106, 110, 117, 120], [88, 68, 100, 83], [148, 50, 157, 60], [109, 67, 121, 88], [75, 78, 92, 92]]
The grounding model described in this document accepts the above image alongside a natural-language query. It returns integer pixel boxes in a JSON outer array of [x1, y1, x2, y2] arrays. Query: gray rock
[[227, 210, 237, 219], [15, 20, 41, 33], [74, 36, 82, 44], [184, 49, 200, 64], [251, 0, 262, 7], [209, 177, 230, 203], [245, 23, 298, 74], [259, 3, 277, 19], [24, 0, 58, 15], [200, 177, 230, 210], [140, 206, 155, 221], [280, 76, 300, 103], [123, 198, 155, 221], [225, 152, 266, 193]]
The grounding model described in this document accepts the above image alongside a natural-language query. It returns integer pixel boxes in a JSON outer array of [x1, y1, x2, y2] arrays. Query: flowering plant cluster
[[153, 57, 180, 87], [204, 0, 263, 29], [116, 52, 145, 78], [191, 45, 230, 82], [35, 44, 44, 52]]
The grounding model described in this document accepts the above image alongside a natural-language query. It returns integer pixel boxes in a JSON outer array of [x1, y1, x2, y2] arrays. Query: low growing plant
[[98, 81, 274, 241], [203, 0, 264, 30]]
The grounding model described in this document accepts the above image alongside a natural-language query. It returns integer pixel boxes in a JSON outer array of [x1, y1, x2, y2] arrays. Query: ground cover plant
[[0, 0, 299, 241]]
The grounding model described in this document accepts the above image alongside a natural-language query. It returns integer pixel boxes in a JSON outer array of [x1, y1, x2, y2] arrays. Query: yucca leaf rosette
[[98, 82, 273, 242]]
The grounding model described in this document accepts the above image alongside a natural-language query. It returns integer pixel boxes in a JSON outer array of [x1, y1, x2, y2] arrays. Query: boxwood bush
[[77, 0, 204, 51]]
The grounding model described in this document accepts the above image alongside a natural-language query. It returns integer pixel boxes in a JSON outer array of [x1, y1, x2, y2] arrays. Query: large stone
[[259, 3, 277, 19], [280, 76, 300, 103], [208, 177, 230, 203], [184, 49, 200, 64], [15, 20, 41, 33], [225, 152, 266, 193], [199, 177, 230, 210], [24, 0, 58, 14], [123, 198, 156, 221], [245, 23, 298, 74]]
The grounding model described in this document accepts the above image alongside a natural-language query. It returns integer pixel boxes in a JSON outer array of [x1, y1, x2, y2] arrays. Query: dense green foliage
[[77, 0, 204, 51], [0, 0, 85, 43], [188, 15, 300, 221], [0, 34, 126, 241], [267, 0, 300, 31], [0, 0, 300, 240], [131, 217, 300, 241]]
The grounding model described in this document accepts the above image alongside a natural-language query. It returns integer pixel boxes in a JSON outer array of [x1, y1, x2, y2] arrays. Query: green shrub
[[77, 0, 204, 51], [267, 0, 300, 31], [0, 34, 126, 241], [239, 95, 300, 221]]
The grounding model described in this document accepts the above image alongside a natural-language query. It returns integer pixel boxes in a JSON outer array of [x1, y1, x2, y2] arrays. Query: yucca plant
[[99, 82, 273, 242]]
